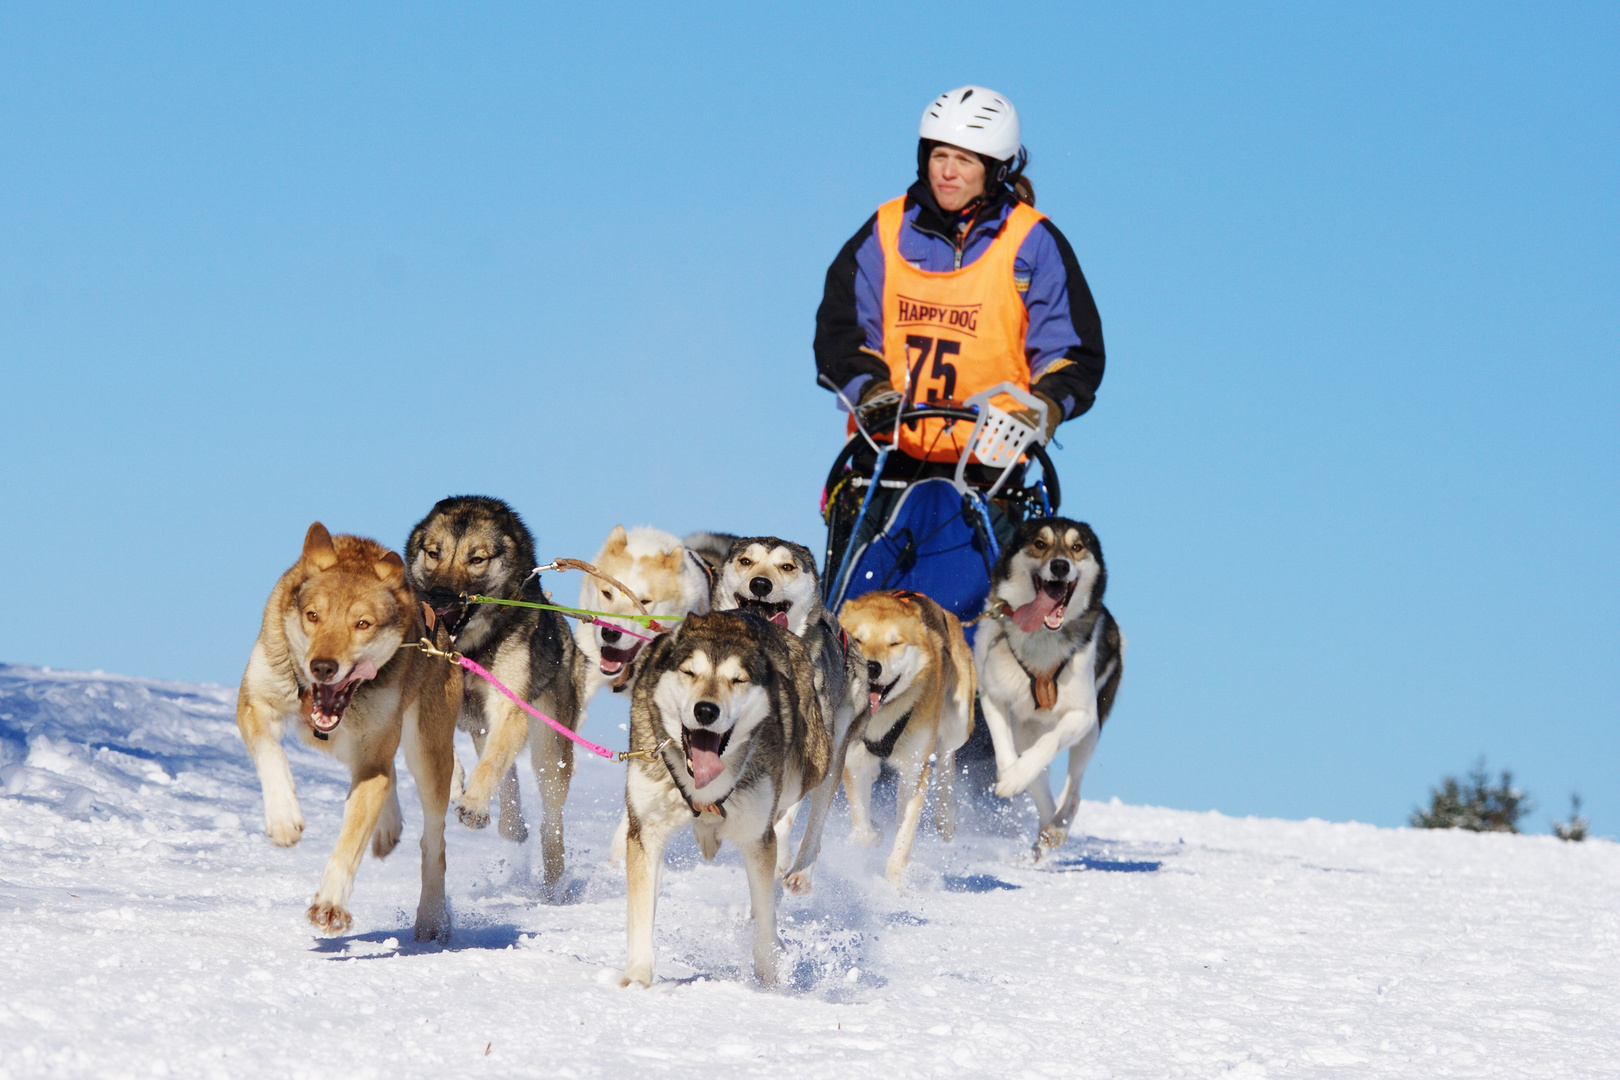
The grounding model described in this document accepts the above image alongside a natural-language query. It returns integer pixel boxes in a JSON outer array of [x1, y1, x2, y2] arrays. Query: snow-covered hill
[[2, 663, 1616, 1078]]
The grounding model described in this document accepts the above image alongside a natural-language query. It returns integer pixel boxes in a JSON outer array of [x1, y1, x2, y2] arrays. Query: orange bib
[[872, 196, 1045, 463]]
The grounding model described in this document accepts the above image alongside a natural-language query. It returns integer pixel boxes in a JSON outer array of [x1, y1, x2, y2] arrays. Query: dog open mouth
[[599, 642, 642, 678], [305, 660, 379, 734], [1010, 575, 1078, 633], [682, 726, 733, 789], [869, 678, 899, 714], [733, 595, 792, 629]]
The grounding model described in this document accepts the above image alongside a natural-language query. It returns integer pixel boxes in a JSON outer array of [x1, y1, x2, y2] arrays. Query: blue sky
[[2, 3, 1615, 834]]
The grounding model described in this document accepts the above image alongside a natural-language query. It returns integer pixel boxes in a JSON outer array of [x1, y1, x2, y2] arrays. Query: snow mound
[[2, 663, 1618, 1078]]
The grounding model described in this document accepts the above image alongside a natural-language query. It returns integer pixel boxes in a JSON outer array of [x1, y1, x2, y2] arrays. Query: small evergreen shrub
[[1552, 793, 1588, 842], [1411, 759, 1531, 833]]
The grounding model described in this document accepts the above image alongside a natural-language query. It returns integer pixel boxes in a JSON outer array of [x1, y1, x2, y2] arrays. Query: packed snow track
[[1, 664, 1616, 1078]]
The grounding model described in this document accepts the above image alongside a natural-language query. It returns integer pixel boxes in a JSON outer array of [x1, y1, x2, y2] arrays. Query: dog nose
[[867, 660, 883, 682], [749, 576, 773, 598], [600, 627, 621, 644], [309, 658, 339, 683], [1048, 559, 1071, 579], [693, 701, 720, 725]]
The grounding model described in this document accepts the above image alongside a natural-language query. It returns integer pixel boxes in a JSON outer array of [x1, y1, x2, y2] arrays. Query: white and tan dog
[[236, 522, 459, 940], [574, 525, 711, 705], [837, 589, 975, 886], [976, 517, 1123, 858]]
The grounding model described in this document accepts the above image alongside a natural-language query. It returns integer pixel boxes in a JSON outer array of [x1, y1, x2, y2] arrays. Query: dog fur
[[837, 590, 976, 886], [404, 495, 586, 892], [710, 536, 868, 894], [236, 522, 459, 940], [621, 610, 829, 987], [974, 517, 1123, 857]]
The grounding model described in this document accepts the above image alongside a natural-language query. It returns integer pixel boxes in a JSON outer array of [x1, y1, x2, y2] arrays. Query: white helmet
[[918, 85, 1021, 162]]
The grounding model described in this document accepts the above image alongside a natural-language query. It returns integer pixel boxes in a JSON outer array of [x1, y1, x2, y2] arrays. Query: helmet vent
[[960, 88, 974, 101]]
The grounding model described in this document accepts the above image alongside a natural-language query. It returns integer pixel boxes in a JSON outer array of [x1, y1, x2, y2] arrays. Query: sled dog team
[[237, 495, 1122, 986]]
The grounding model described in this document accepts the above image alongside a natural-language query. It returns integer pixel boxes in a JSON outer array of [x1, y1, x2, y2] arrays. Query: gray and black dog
[[404, 495, 586, 892], [621, 610, 829, 987], [710, 536, 868, 894], [975, 516, 1123, 858]]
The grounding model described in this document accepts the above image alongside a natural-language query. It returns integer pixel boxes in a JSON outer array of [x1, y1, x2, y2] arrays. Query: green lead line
[[465, 594, 683, 626]]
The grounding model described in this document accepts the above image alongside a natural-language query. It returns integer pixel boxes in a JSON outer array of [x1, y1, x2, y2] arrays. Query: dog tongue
[[869, 689, 884, 712], [769, 611, 789, 629], [352, 660, 378, 682], [1010, 591, 1062, 633], [689, 747, 725, 789]]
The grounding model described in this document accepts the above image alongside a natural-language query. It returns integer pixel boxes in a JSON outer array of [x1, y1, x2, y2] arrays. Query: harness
[[1012, 651, 1073, 713], [862, 708, 913, 759]]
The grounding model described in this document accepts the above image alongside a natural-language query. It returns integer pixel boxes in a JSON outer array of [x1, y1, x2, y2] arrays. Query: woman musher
[[816, 85, 1106, 565]]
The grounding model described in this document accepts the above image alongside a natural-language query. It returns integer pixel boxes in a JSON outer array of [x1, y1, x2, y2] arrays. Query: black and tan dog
[[621, 611, 828, 988], [975, 517, 1123, 858], [404, 495, 586, 893], [236, 523, 459, 940]]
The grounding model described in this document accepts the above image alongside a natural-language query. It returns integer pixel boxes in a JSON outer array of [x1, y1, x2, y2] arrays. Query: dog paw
[[884, 861, 910, 890], [1034, 825, 1068, 858], [994, 764, 1039, 799], [781, 868, 814, 896], [413, 905, 452, 944], [850, 827, 881, 848], [455, 799, 491, 830], [619, 968, 652, 988], [497, 811, 529, 845], [266, 815, 304, 848], [306, 900, 352, 935]]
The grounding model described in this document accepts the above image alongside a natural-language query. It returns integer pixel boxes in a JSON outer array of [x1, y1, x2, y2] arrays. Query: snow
[[2, 662, 1618, 1079]]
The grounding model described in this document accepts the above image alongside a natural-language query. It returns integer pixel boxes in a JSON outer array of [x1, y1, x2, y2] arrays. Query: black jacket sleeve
[[813, 213, 887, 398], [1029, 218, 1106, 420]]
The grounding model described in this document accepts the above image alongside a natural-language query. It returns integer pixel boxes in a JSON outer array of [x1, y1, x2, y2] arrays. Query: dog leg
[[530, 722, 576, 895], [466, 721, 528, 843], [994, 702, 1097, 800], [404, 693, 456, 943], [842, 741, 882, 848], [886, 747, 933, 888], [1041, 726, 1100, 854], [978, 693, 1020, 777], [308, 765, 393, 934], [621, 816, 677, 988], [773, 800, 801, 877], [457, 698, 529, 831], [370, 780, 403, 859], [782, 701, 865, 896], [934, 747, 958, 843], [608, 810, 630, 868], [237, 695, 304, 847], [742, 829, 782, 988]]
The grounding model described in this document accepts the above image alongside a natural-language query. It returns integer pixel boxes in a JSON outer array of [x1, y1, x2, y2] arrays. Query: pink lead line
[[455, 653, 669, 766]]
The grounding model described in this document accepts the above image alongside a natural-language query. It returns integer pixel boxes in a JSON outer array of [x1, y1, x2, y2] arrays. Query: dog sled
[[821, 380, 1062, 632]]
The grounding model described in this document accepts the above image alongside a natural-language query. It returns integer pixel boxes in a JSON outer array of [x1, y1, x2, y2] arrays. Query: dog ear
[[303, 522, 339, 570], [374, 550, 406, 585], [605, 525, 628, 554], [661, 546, 683, 569]]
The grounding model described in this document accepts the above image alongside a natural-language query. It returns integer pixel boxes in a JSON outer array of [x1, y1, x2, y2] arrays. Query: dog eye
[[355, 619, 371, 630], [425, 549, 440, 561], [305, 610, 319, 623], [678, 667, 695, 678], [779, 564, 795, 573], [469, 555, 487, 566], [737, 557, 751, 567], [731, 675, 749, 686]]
